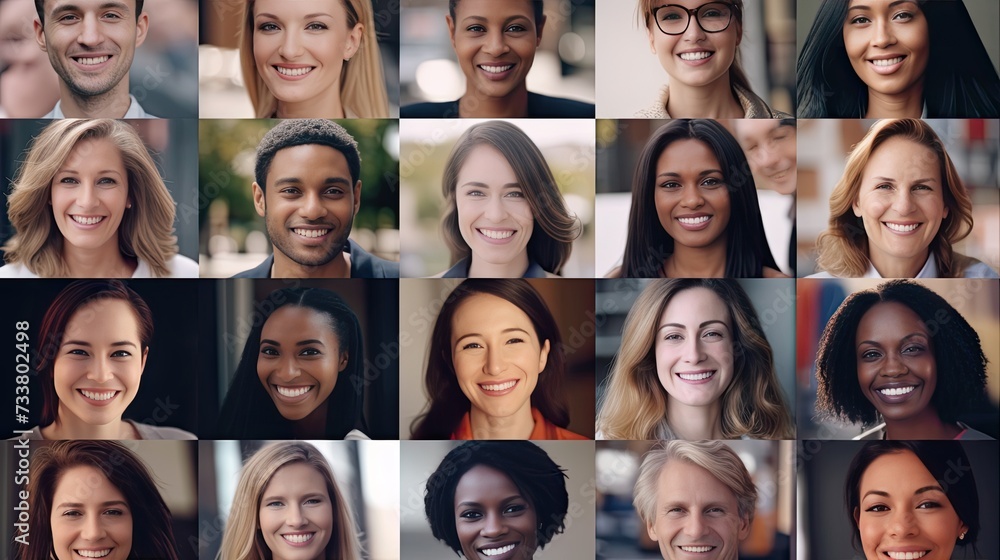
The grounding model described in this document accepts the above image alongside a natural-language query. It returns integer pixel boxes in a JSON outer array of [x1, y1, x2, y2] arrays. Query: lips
[[479, 64, 514, 74], [74, 549, 113, 559], [872, 382, 921, 404], [479, 542, 519, 558], [478, 228, 514, 240], [678, 545, 716, 553], [274, 65, 315, 78], [478, 379, 519, 396], [883, 551, 929, 560], [71, 215, 106, 226], [292, 227, 330, 238], [272, 384, 315, 402], [676, 370, 716, 382], [71, 54, 112, 66], [883, 222, 921, 234], [77, 389, 120, 406], [867, 54, 906, 75], [678, 51, 713, 61], [675, 214, 713, 231], [281, 532, 316, 545]]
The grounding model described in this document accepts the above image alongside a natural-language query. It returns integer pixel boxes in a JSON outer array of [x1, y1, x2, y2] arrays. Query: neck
[[292, 402, 329, 438], [41, 411, 133, 440], [664, 243, 727, 278], [469, 405, 534, 440], [459, 86, 530, 118], [865, 86, 924, 118], [666, 77, 743, 119], [277, 93, 346, 119], [272, 249, 351, 278], [869, 250, 928, 279], [467, 252, 530, 278], [58, 80, 132, 118], [666, 399, 724, 440], [62, 244, 136, 278], [883, 408, 960, 440]]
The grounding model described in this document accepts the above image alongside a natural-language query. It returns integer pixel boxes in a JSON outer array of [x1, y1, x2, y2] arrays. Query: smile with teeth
[[884, 222, 919, 233], [72, 215, 105, 225], [275, 66, 314, 76], [677, 216, 710, 225], [293, 228, 329, 238], [275, 385, 313, 398], [479, 64, 513, 74], [74, 55, 110, 65], [870, 56, 904, 66], [679, 51, 713, 61], [481, 543, 516, 556], [74, 549, 112, 558], [478, 229, 514, 240], [677, 371, 714, 381], [79, 389, 117, 401], [480, 380, 517, 391], [281, 532, 315, 544], [878, 386, 915, 397], [679, 545, 715, 553], [885, 551, 928, 560]]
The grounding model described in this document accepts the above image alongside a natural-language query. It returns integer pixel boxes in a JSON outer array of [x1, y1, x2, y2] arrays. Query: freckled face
[[843, 0, 929, 103], [647, 0, 741, 90]]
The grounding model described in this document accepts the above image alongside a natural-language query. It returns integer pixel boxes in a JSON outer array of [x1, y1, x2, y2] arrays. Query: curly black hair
[[815, 280, 988, 427], [255, 119, 361, 189], [424, 441, 568, 556]]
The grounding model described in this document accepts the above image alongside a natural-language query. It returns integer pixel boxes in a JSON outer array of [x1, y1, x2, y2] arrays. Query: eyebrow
[[261, 492, 327, 502], [459, 181, 522, 189], [848, 0, 917, 12], [863, 485, 944, 500], [460, 14, 532, 25], [272, 177, 352, 187], [457, 495, 524, 508], [857, 332, 929, 348], [260, 339, 326, 347], [61, 340, 138, 349], [455, 327, 531, 346], [656, 169, 724, 179], [55, 500, 129, 509], [51, 1, 131, 17], [870, 176, 938, 184], [657, 320, 727, 332], [256, 12, 334, 20], [57, 169, 124, 177]]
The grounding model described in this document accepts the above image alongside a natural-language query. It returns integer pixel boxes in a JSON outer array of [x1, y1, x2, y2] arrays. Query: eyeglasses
[[652, 2, 738, 35]]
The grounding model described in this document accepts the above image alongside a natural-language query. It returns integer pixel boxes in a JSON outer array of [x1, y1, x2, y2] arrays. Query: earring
[[959, 531, 967, 540]]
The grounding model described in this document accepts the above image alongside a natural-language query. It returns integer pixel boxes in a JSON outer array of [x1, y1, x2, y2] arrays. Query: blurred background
[[796, 278, 1000, 440], [399, 0, 595, 108], [198, 278, 399, 440], [399, 440, 596, 559], [596, 0, 794, 117], [198, 0, 400, 117], [0, 0, 199, 118], [595, 278, 797, 429], [796, 119, 1000, 276], [197, 119, 399, 278], [399, 118, 595, 277], [0, 118, 201, 265], [199, 440, 400, 560], [399, 278, 596, 439], [595, 440, 794, 560], [595, 119, 794, 276]]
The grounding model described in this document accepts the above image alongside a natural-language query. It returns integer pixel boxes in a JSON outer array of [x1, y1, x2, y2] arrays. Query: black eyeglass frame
[[651, 2, 740, 36]]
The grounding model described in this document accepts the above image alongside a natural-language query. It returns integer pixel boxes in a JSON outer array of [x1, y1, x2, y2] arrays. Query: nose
[[887, 507, 919, 538], [77, 14, 105, 47], [683, 512, 709, 538], [285, 504, 307, 528], [890, 189, 917, 215], [276, 357, 299, 382], [755, 143, 780, 171], [680, 184, 705, 209], [481, 512, 508, 537], [86, 356, 115, 384], [75, 183, 99, 210], [80, 514, 107, 541], [881, 352, 908, 377], [484, 347, 508, 376], [681, 335, 704, 364], [871, 18, 896, 48], [483, 195, 509, 223], [298, 192, 328, 221], [482, 29, 510, 56], [279, 29, 304, 59], [681, 13, 708, 41]]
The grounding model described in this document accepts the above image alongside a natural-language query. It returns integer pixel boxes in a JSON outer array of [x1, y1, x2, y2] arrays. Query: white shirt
[[0, 254, 198, 278], [807, 253, 999, 279], [43, 95, 156, 119]]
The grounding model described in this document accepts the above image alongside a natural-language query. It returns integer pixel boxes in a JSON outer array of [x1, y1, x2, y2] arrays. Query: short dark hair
[[816, 280, 989, 427], [845, 441, 980, 552], [35, 0, 145, 25], [424, 441, 568, 555], [448, 0, 544, 31], [255, 119, 362, 190], [36, 280, 154, 427]]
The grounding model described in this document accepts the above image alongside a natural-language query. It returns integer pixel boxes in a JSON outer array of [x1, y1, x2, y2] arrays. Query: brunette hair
[[615, 119, 778, 278], [16, 440, 179, 560], [814, 119, 975, 278], [217, 288, 366, 439], [410, 279, 570, 439]]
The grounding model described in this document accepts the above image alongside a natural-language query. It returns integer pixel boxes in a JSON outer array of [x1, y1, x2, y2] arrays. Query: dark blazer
[[232, 239, 399, 278], [401, 92, 594, 118]]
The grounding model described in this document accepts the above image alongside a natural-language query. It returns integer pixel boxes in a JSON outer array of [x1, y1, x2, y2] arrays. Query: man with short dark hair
[[234, 119, 399, 279], [34, 0, 154, 117]]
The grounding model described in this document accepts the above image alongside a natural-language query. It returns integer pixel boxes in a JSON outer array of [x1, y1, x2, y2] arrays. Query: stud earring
[[959, 531, 967, 540]]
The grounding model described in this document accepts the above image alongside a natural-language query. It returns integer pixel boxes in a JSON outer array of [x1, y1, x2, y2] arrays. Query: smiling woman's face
[[842, 0, 929, 104], [454, 464, 538, 560], [646, 0, 741, 90]]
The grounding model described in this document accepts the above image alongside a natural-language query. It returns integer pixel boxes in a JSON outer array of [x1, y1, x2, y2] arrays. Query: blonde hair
[[218, 441, 362, 560], [596, 280, 794, 440], [3, 119, 179, 278], [815, 119, 975, 278], [240, 0, 389, 118]]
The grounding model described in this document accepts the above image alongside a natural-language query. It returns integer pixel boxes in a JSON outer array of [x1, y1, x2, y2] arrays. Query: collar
[[451, 408, 556, 440], [441, 257, 547, 278], [864, 253, 937, 278], [44, 95, 154, 119], [648, 83, 784, 118]]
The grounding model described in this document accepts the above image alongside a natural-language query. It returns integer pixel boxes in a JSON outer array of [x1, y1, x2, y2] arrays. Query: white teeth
[[282, 533, 315, 543], [677, 216, 710, 225], [479, 64, 513, 74], [679, 546, 714, 553], [479, 229, 514, 239], [879, 386, 915, 396], [276, 66, 314, 76], [886, 552, 927, 560], [72, 216, 104, 225], [679, 51, 712, 61], [678, 371, 714, 381], [481, 380, 516, 391], [885, 222, 918, 232], [80, 390, 116, 401], [75, 549, 111, 558], [76, 56, 109, 65], [293, 228, 329, 238], [482, 544, 515, 556], [871, 56, 903, 66], [276, 386, 313, 398]]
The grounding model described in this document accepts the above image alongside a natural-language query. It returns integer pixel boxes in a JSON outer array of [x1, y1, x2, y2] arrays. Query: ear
[[252, 182, 266, 218], [345, 23, 363, 61], [852, 197, 862, 218], [535, 14, 546, 46], [537, 339, 550, 373], [646, 521, 659, 542], [853, 507, 860, 526], [735, 20, 743, 46], [139, 347, 149, 374], [647, 26, 656, 55], [352, 180, 362, 216], [34, 18, 47, 52], [338, 351, 349, 372], [134, 12, 149, 48], [737, 513, 752, 541], [446, 14, 457, 50]]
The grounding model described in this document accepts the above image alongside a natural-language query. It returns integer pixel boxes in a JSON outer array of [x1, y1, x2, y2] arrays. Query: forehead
[[254, 0, 345, 19], [860, 450, 939, 494], [454, 464, 523, 505], [657, 139, 722, 171], [451, 293, 536, 334], [61, 137, 126, 171], [454, 0, 535, 20], [65, 299, 139, 336], [655, 459, 738, 506], [267, 144, 352, 179], [736, 120, 788, 141], [261, 305, 336, 337], [456, 144, 518, 183], [856, 301, 929, 337], [864, 136, 940, 177], [43, 0, 136, 15], [53, 464, 127, 503], [660, 287, 730, 324], [263, 462, 329, 495]]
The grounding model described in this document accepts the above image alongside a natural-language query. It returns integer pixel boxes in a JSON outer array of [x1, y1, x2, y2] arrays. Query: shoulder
[[344, 429, 371, 440], [956, 423, 995, 440], [604, 266, 623, 278], [806, 270, 836, 279], [0, 262, 35, 278], [634, 86, 670, 118], [164, 254, 199, 278], [429, 270, 446, 278], [543, 271, 561, 278], [852, 423, 886, 440], [554, 426, 590, 440], [348, 240, 399, 278], [400, 101, 459, 118], [527, 92, 594, 117], [762, 266, 789, 278], [959, 257, 1000, 278], [232, 256, 273, 278], [131, 422, 198, 440]]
